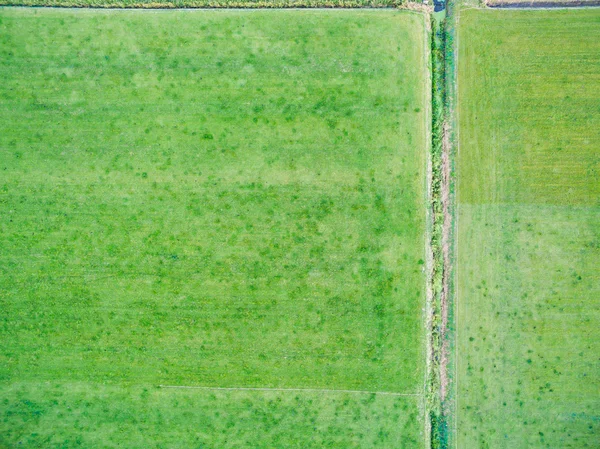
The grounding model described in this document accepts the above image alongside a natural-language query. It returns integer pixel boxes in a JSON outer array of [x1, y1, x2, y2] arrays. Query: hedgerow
[[0, 0, 403, 7]]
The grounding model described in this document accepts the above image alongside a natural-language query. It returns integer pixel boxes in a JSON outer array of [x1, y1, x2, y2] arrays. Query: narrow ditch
[[427, 4, 453, 448]]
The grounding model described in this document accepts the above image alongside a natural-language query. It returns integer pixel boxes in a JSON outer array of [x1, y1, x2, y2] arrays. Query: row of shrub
[[0, 0, 403, 7], [429, 13, 449, 449]]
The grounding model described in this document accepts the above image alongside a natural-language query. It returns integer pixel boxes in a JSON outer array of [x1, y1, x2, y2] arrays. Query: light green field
[[457, 9, 600, 449], [2, 383, 423, 448], [0, 8, 429, 447]]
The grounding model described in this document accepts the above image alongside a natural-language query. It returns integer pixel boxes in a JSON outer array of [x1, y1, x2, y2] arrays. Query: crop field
[[0, 8, 430, 448], [457, 9, 600, 449]]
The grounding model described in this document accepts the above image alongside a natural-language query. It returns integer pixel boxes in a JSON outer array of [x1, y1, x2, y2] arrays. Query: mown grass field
[[457, 9, 600, 449], [0, 8, 429, 447]]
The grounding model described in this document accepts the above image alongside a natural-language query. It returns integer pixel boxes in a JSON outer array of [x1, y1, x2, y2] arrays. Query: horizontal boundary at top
[[0, 4, 411, 10]]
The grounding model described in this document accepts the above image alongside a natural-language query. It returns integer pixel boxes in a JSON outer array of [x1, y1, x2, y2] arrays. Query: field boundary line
[[0, 5, 420, 10], [453, 6, 461, 449], [158, 385, 422, 397]]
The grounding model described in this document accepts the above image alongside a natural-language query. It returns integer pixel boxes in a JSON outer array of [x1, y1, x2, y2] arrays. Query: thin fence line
[[158, 385, 422, 397]]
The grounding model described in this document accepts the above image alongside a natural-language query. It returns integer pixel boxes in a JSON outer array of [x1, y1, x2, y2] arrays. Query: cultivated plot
[[0, 9, 429, 447], [457, 9, 600, 448]]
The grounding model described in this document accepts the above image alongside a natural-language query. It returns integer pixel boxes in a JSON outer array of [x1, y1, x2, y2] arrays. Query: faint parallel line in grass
[[158, 385, 423, 397]]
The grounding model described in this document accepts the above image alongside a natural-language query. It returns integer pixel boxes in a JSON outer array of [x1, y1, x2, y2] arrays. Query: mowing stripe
[[158, 385, 422, 397]]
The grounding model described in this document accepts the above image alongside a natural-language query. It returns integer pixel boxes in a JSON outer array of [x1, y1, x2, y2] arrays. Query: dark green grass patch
[[0, 8, 429, 447], [457, 9, 600, 448]]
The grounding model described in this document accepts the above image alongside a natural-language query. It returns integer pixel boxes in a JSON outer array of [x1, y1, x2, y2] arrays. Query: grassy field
[[0, 8, 429, 447], [2, 383, 423, 448], [457, 9, 600, 449]]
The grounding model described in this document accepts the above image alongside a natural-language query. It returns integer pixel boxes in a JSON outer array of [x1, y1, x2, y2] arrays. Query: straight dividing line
[[158, 385, 423, 397], [0, 6, 407, 11]]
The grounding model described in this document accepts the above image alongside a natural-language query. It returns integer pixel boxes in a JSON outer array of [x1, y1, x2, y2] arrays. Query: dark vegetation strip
[[428, 11, 444, 449], [0, 0, 403, 8], [428, 4, 455, 448], [441, 1, 457, 448]]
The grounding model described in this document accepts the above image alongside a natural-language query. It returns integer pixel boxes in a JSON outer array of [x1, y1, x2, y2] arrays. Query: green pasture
[[0, 8, 429, 447], [1, 382, 423, 448], [457, 9, 600, 448]]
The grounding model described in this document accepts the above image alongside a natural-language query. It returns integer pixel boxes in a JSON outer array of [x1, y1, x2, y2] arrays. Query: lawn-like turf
[[457, 9, 600, 448], [2, 383, 424, 448], [0, 8, 429, 447]]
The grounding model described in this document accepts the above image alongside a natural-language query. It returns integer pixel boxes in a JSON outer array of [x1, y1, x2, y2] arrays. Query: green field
[[0, 8, 429, 447], [2, 383, 424, 448], [457, 9, 600, 448]]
